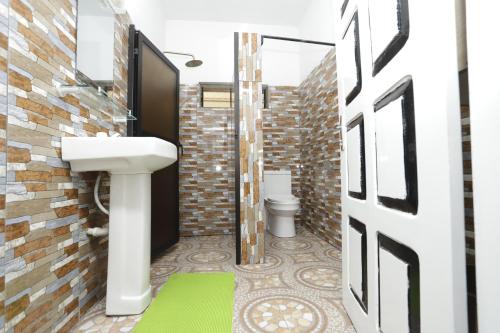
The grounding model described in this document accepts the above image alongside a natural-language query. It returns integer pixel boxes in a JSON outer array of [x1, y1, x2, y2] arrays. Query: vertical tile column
[[237, 32, 264, 264], [0, 0, 7, 328]]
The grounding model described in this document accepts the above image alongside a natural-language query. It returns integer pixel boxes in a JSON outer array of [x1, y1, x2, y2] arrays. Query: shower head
[[163, 51, 203, 68], [185, 59, 203, 67]]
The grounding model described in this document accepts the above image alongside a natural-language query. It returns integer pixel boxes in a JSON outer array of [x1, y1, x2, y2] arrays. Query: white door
[[466, 1, 500, 331], [336, 0, 468, 332]]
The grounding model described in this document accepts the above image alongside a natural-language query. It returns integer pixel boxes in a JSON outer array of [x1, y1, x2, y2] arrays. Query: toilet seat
[[265, 194, 299, 204]]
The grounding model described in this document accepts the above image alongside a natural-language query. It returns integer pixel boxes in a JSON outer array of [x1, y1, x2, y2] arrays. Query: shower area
[[233, 32, 340, 265], [178, 84, 236, 237], [176, 32, 340, 266]]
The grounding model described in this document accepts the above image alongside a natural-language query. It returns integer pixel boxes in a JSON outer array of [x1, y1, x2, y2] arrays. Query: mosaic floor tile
[[295, 266, 342, 291], [73, 227, 354, 333], [241, 295, 326, 333], [150, 264, 178, 282], [270, 238, 313, 251], [247, 273, 289, 291], [235, 253, 283, 273], [324, 248, 342, 261], [189, 264, 225, 273], [186, 250, 232, 264], [289, 252, 322, 264]]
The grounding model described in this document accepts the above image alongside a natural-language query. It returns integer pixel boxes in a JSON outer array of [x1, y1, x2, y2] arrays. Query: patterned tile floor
[[73, 227, 355, 332]]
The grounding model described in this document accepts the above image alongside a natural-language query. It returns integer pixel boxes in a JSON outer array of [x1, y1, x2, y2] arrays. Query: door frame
[[466, 1, 500, 330], [128, 25, 180, 141], [233, 32, 241, 265]]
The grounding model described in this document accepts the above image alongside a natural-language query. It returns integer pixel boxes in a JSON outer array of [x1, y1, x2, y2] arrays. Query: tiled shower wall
[[262, 86, 302, 197], [298, 49, 342, 248], [179, 84, 235, 236], [260, 50, 341, 248], [0, 1, 131, 331], [249, 51, 341, 250], [179, 84, 303, 238]]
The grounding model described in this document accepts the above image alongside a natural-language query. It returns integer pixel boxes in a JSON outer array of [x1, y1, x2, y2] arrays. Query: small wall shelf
[[56, 83, 136, 124]]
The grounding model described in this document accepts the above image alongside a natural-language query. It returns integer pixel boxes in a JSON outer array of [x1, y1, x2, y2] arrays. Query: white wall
[[123, 0, 166, 50], [298, 0, 336, 80], [124, 0, 336, 86], [163, 20, 301, 85]]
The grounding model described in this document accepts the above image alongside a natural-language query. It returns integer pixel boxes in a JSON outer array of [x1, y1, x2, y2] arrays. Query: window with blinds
[[200, 83, 268, 108]]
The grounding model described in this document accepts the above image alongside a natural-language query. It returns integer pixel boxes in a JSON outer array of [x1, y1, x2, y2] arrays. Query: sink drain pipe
[[94, 172, 109, 215], [87, 172, 109, 237]]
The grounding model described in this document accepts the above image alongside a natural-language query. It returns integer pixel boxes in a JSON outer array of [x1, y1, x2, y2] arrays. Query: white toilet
[[264, 170, 300, 237]]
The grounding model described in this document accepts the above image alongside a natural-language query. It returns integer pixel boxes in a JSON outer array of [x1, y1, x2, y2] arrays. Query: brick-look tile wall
[[197, 105, 235, 235], [298, 49, 342, 248], [179, 84, 235, 236], [179, 85, 303, 238], [111, 13, 130, 108], [262, 86, 302, 198], [0, 1, 131, 332]]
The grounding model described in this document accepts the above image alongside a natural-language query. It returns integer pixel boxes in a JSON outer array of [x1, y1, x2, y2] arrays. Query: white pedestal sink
[[62, 137, 177, 315]]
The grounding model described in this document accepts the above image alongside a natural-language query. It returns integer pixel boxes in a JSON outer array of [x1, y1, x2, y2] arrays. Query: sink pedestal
[[61, 136, 178, 315], [106, 173, 152, 315]]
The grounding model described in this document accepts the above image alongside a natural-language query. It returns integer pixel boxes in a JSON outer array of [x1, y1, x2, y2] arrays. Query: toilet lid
[[265, 195, 299, 204]]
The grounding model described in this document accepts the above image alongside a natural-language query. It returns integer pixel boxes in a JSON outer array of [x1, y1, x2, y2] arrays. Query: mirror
[[76, 0, 117, 88]]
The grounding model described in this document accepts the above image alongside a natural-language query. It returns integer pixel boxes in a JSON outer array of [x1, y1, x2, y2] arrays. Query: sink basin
[[62, 136, 178, 315], [61, 137, 177, 174]]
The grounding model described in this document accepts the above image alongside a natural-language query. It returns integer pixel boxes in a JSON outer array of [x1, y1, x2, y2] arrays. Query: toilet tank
[[264, 170, 292, 197]]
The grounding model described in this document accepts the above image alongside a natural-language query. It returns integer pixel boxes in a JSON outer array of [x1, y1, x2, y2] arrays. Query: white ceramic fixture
[[61, 137, 177, 315], [264, 170, 300, 237]]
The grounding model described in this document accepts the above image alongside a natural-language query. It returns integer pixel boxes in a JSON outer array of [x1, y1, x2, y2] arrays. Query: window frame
[[200, 82, 268, 109], [200, 82, 233, 108]]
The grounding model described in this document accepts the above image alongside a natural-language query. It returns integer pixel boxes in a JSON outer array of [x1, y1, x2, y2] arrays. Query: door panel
[[374, 78, 417, 213], [369, 0, 409, 76], [343, 12, 362, 105], [379, 248, 409, 333], [347, 116, 366, 199], [336, 0, 468, 332], [349, 217, 367, 312], [129, 27, 180, 253], [378, 233, 420, 333]]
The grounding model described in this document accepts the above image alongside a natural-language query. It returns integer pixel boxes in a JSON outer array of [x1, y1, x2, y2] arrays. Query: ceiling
[[160, 0, 311, 26]]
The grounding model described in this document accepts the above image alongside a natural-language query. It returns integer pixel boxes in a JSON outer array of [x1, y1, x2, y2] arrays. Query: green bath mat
[[134, 272, 234, 333]]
